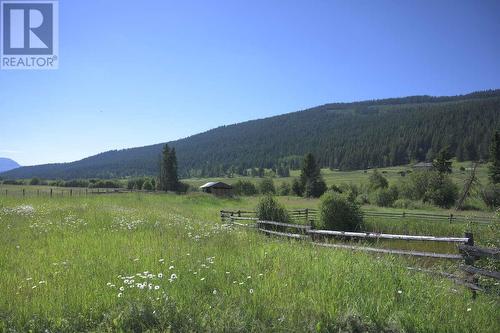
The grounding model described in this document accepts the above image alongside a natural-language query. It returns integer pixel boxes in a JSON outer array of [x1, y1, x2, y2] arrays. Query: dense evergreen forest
[[2, 90, 500, 180]]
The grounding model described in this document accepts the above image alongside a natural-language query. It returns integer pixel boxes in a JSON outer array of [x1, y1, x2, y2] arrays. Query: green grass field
[[1, 192, 499, 332], [182, 161, 489, 190]]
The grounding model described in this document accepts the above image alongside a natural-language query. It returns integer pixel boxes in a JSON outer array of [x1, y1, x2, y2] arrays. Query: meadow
[[182, 161, 488, 189], [0, 192, 499, 332]]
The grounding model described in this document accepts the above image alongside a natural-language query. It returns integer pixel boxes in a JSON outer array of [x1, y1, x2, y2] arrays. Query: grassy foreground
[[0, 193, 499, 332]]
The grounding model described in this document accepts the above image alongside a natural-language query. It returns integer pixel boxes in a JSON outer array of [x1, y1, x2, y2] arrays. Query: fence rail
[[221, 209, 496, 225], [0, 187, 142, 198], [307, 230, 469, 243], [221, 209, 500, 296]]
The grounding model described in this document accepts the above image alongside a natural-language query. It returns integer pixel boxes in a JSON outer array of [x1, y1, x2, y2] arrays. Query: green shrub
[[63, 179, 89, 188], [304, 179, 327, 198], [368, 170, 388, 191], [176, 182, 190, 193], [256, 195, 290, 223], [318, 192, 363, 231], [393, 198, 416, 209], [355, 193, 370, 205], [88, 180, 121, 189], [373, 186, 398, 207], [330, 184, 343, 193], [400, 171, 430, 200], [424, 173, 458, 208], [398, 171, 458, 208], [259, 178, 276, 195], [232, 180, 258, 196], [480, 184, 500, 209], [142, 180, 153, 191], [291, 178, 303, 196], [29, 177, 41, 185], [278, 182, 291, 196]]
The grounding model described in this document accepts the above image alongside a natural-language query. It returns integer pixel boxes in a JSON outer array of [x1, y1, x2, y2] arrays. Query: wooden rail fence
[[0, 187, 138, 198], [221, 210, 500, 296], [221, 208, 495, 226]]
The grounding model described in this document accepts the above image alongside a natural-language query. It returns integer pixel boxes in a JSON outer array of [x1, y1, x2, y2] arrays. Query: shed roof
[[413, 162, 433, 168], [200, 182, 233, 189]]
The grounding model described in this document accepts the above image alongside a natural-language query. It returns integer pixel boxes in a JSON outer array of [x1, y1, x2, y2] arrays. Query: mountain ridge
[[2, 89, 500, 180], [0, 158, 20, 173]]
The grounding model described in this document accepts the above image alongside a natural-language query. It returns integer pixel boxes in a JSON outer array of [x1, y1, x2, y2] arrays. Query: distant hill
[[1, 89, 500, 180], [0, 158, 20, 173]]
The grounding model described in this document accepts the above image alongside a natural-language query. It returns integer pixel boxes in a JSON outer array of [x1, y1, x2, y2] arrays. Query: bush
[[338, 183, 359, 202], [63, 179, 89, 188], [232, 180, 258, 196], [3, 179, 24, 185], [397, 171, 458, 208], [29, 177, 41, 185], [480, 184, 500, 209], [318, 192, 363, 231], [256, 195, 290, 223], [304, 179, 327, 198], [393, 199, 417, 209], [330, 184, 343, 193], [373, 186, 398, 207], [401, 171, 430, 200], [142, 180, 154, 191], [259, 178, 276, 195], [368, 170, 388, 191], [355, 193, 370, 205], [278, 182, 291, 196], [88, 180, 121, 189], [291, 178, 303, 196], [176, 182, 190, 193], [424, 173, 458, 208]]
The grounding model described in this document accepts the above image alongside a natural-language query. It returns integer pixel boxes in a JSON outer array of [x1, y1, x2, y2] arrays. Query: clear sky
[[1, 0, 499, 166]]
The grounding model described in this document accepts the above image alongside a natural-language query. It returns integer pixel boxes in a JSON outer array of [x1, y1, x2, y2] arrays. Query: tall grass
[[0, 193, 498, 332]]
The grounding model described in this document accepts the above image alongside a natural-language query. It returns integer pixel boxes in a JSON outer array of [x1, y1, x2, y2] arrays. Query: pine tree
[[489, 130, 500, 184], [166, 147, 179, 191], [158, 144, 170, 191], [300, 153, 327, 198], [433, 146, 453, 175], [158, 144, 179, 192]]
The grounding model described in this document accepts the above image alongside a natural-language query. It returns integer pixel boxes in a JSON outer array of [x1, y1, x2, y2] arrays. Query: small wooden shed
[[200, 182, 233, 197], [412, 162, 434, 171]]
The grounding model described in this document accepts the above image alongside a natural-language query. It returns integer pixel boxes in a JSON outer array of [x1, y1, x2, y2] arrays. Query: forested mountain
[[0, 158, 20, 173], [2, 90, 500, 180]]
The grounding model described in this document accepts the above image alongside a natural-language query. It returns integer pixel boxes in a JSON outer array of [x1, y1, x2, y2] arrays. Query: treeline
[[1, 178, 122, 188], [2, 90, 500, 180], [179, 94, 500, 176]]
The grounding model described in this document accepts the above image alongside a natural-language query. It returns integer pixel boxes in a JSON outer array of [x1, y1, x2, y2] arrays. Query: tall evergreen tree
[[489, 130, 500, 184], [158, 144, 170, 191], [433, 146, 453, 175], [300, 153, 327, 198], [158, 144, 179, 192], [167, 148, 179, 191]]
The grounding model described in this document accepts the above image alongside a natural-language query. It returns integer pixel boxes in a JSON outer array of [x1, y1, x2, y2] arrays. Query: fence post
[[37, 189, 40, 197], [23, 189, 25, 197], [50, 188, 53, 197], [70, 189, 73, 197], [237, 210, 241, 218], [305, 208, 309, 225], [464, 232, 477, 299], [449, 214, 453, 224], [402, 211, 406, 218], [5, 189, 7, 196]]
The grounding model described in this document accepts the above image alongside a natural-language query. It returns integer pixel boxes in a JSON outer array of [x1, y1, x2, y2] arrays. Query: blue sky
[[1, 0, 499, 166]]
